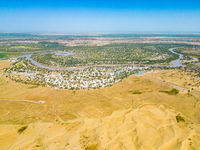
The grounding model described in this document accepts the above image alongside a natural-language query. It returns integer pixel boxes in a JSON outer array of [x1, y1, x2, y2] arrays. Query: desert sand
[[0, 104, 200, 150]]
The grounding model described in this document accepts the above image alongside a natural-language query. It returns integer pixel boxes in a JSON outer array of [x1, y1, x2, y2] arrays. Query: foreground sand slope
[[1, 104, 200, 150]]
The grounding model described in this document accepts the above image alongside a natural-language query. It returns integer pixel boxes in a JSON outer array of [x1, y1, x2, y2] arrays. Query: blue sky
[[0, 0, 200, 33]]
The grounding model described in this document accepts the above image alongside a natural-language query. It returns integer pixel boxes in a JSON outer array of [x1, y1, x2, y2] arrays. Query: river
[[169, 48, 184, 67], [18, 48, 184, 71]]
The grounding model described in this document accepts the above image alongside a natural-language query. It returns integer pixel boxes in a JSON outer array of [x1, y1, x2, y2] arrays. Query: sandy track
[[0, 99, 45, 104]]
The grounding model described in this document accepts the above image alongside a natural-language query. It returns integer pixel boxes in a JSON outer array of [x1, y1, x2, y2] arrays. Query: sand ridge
[[1, 104, 200, 150]]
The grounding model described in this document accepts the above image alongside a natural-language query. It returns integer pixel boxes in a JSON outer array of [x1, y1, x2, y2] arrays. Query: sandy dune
[[1, 104, 200, 150]]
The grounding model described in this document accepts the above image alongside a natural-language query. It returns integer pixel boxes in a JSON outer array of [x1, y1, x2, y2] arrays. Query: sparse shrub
[[169, 88, 179, 95], [176, 114, 185, 123], [128, 90, 143, 94], [85, 144, 98, 150], [159, 88, 179, 95], [18, 125, 28, 134]]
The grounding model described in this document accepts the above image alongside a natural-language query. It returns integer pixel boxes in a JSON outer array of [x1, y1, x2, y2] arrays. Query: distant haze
[[0, 0, 200, 33]]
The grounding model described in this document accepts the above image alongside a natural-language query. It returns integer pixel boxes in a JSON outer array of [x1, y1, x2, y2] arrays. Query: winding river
[[169, 48, 184, 67], [18, 48, 184, 71]]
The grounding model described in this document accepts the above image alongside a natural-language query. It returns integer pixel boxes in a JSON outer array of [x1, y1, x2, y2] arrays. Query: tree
[[188, 90, 190, 95]]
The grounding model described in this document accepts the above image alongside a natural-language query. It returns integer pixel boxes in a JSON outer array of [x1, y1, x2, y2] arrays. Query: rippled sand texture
[[1, 104, 200, 150]]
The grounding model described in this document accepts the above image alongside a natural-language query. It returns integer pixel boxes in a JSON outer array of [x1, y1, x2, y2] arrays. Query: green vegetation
[[31, 43, 179, 67], [1, 34, 198, 69], [174, 46, 200, 57], [176, 114, 185, 123], [159, 88, 179, 95], [0, 53, 5, 58], [17, 125, 28, 134], [85, 144, 98, 150], [133, 78, 140, 83], [128, 90, 143, 94], [169, 88, 179, 95], [0, 40, 65, 53], [0, 52, 22, 58]]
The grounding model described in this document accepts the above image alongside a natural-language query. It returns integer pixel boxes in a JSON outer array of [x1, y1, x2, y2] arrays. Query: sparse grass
[[133, 78, 139, 83], [18, 125, 28, 134], [142, 80, 151, 84], [28, 85, 38, 89]]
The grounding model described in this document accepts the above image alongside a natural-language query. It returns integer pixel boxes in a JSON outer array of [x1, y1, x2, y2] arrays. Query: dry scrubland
[[1, 104, 200, 150], [1, 61, 200, 149], [145, 70, 200, 92]]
